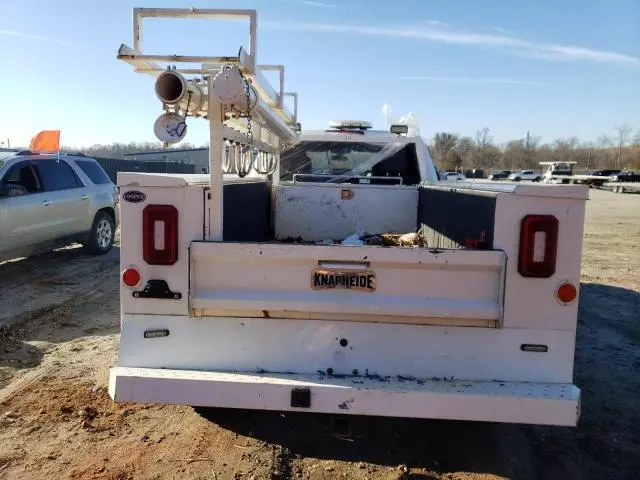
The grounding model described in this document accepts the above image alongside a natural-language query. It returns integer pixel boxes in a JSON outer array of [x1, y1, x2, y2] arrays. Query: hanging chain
[[184, 90, 193, 118], [236, 68, 279, 177], [236, 70, 253, 178], [175, 90, 193, 139], [244, 76, 253, 147]]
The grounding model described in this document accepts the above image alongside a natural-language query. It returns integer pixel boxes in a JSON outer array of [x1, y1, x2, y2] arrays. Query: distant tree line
[[68, 141, 200, 158], [53, 122, 640, 174], [428, 123, 640, 173]]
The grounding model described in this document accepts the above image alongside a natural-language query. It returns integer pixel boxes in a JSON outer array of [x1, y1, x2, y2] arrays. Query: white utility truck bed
[[109, 7, 587, 427]]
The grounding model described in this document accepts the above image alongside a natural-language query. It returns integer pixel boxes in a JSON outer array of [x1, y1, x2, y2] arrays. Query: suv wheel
[[86, 211, 115, 254]]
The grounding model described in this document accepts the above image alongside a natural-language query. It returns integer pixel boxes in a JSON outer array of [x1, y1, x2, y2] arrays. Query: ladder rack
[[117, 8, 298, 130], [117, 7, 301, 241]]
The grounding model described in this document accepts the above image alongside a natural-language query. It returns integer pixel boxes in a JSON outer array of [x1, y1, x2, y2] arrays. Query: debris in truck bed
[[362, 232, 427, 247], [342, 232, 427, 247], [341, 234, 365, 246], [278, 232, 427, 247], [278, 236, 315, 244]]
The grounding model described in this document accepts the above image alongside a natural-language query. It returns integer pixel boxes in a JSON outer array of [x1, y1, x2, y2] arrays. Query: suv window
[[1, 161, 42, 195], [75, 160, 111, 184], [34, 159, 83, 191]]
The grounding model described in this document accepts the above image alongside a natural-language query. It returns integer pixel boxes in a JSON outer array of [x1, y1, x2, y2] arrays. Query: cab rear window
[[75, 160, 111, 184]]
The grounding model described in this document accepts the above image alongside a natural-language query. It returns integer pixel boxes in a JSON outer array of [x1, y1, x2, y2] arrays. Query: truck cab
[[273, 121, 438, 242], [281, 121, 437, 185]]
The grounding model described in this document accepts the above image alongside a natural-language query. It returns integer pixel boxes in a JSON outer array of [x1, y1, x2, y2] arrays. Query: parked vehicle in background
[[509, 169, 541, 182], [464, 169, 485, 179], [0, 151, 118, 262], [541, 162, 625, 186], [488, 170, 511, 180], [441, 171, 467, 181], [610, 171, 640, 183], [589, 169, 621, 177]]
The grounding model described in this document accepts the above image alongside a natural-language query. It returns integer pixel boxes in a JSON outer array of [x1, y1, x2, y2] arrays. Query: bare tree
[[552, 137, 580, 164], [474, 127, 493, 152], [614, 123, 632, 169], [454, 136, 475, 168], [473, 127, 500, 169], [504, 140, 525, 171], [582, 141, 595, 170], [431, 133, 459, 170], [596, 134, 613, 168]]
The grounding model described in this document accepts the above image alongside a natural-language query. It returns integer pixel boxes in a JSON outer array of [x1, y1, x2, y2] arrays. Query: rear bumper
[[109, 367, 580, 426]]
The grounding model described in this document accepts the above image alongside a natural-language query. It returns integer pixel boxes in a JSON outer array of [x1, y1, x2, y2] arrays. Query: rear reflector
[[518, 215, 558, 278], [122, 267, 141, 287], [143, 205, 178, 265], [556, 282, 578, 304]]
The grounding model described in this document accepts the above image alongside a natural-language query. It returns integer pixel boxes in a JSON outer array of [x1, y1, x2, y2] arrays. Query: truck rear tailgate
[[190, 243, 506, 327]]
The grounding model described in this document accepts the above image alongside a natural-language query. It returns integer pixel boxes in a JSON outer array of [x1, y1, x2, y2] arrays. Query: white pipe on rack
[[252, 97, 298, 143], [155, 70, 204, 113]]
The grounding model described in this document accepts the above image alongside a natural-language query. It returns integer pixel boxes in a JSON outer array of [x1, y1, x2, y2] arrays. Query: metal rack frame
[[117, 7, 301, 240]]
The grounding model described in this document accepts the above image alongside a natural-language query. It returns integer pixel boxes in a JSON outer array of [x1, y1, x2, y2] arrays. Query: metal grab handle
[[42, 200, 52, 206], [80, 195, 89, 200], [318, 260, 371, 270]]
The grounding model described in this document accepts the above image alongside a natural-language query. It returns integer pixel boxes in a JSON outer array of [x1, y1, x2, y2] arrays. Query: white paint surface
[[275, 183, 419, 242], [190, 242, 505, 325], [117, 314, 576, 383]]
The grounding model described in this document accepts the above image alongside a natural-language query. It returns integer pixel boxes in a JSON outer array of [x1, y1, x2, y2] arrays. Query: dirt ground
[[0, 189, 639, 480]]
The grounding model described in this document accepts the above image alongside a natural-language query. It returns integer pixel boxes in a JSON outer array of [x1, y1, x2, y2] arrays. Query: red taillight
[[122, 267, 141, 287], [143, 205, 178, 265], [518, 215, 558, 278]]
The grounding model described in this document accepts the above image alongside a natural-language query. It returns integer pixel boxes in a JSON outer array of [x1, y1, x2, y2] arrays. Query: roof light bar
[[328, 120, 373, 130]]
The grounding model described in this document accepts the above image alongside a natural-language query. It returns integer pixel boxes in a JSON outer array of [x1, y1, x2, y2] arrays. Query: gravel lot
[[0, 189, 639, 480]]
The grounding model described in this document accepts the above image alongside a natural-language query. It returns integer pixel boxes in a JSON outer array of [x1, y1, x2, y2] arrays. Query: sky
[[1, 0, 639, 148]]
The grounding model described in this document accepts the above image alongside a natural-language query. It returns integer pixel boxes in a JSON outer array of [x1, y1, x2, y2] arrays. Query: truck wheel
[[85, 211, 115, 255], [513, 177, 521, 182], [534, 177, 541, 182]]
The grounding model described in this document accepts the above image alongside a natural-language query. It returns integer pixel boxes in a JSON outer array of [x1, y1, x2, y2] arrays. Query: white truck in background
[[109, 7, 587, 427]]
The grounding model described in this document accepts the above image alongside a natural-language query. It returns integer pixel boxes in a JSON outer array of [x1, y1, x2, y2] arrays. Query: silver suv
[[508, 169, 542, 182], [0, 151, 118, 262]]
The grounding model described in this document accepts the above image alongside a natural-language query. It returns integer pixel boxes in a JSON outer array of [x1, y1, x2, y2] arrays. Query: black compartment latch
[[291, 387, 311, 408], [133, 280, 182, 300]]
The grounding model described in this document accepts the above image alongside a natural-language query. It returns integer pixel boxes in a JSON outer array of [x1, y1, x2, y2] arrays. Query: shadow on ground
[[197, 282, 640, 480], [198, 406, 538, 478]]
